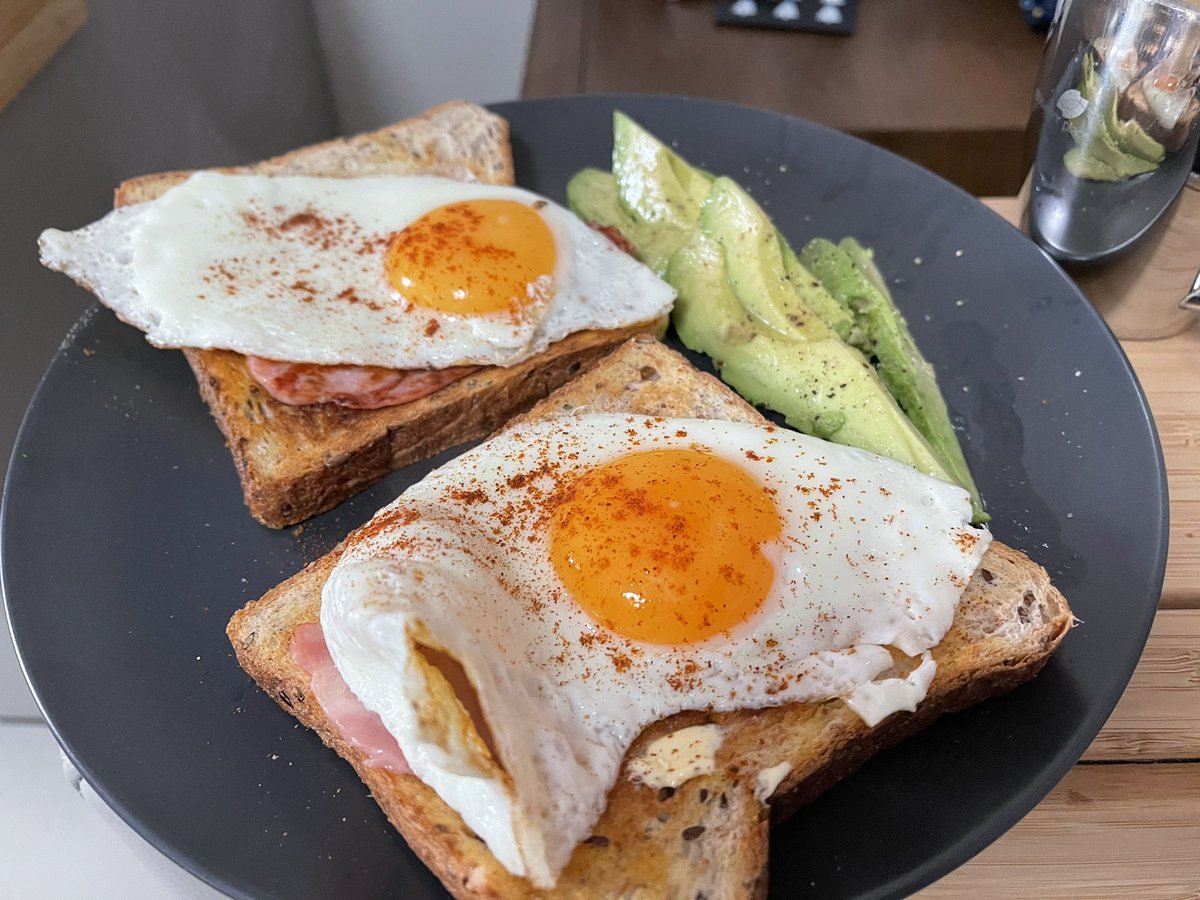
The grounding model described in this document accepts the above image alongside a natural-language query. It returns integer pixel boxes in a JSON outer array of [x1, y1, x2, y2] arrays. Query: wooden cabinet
[[523, 0, 1047, 195]]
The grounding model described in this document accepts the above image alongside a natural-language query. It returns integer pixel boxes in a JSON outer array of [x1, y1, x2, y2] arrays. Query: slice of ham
[[247, 357, 478, 410], [289, 622, 411, 774]]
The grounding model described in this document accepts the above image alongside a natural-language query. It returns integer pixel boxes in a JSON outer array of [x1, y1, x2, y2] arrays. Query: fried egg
[[1142, 67, 1197, 131], [320, 413, 990, 886], [38, 174, 675, 368]]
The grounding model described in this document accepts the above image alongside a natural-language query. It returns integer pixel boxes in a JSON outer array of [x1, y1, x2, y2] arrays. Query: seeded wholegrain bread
[[113, 101, 668, 527], [227, 335, 1072, 899]]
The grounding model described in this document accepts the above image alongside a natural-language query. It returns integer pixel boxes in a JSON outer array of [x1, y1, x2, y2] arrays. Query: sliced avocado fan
[[567, 112, 715, 275], [671, 187, 957, 485], [566, 111, 988, 523]]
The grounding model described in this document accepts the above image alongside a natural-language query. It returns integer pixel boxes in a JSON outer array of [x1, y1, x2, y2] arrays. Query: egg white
[[320, 413, 990, 886], [1142, 75, 1194, 131], [38, 173, 675, 368]]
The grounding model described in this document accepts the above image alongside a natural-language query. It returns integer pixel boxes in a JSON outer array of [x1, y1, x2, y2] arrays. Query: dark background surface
[[3, 94, 1167, 898], [0, 0, 338, 723], [0, 0, 337, 496]]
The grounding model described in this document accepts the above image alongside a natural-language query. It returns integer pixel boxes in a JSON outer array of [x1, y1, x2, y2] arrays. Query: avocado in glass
[[1064, 51, 1164, 182]]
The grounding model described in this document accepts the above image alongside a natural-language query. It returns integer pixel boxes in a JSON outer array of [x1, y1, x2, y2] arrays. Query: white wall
[[312, 0, 538, 133]]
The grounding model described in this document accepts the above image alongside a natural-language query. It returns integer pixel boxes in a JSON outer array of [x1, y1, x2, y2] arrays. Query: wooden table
[[917, 200, 1200, 897], [0, 0, 86, 113], [523, 0, 1046, 196]]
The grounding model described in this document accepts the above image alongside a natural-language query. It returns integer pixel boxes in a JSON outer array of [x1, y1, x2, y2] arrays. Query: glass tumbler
[[1025, 0, 1200, 265]]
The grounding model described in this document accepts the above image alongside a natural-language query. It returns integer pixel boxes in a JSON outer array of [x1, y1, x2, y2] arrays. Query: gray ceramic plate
[[2, 96, 1168, 899]]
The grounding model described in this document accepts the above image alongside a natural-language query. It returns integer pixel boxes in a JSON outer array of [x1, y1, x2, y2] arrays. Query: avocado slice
[[699, 177, 835, 342], [566, 167, 657, 255], [566, 167, 624, 229], [608, 112, 715, 273], [668, 230, 770, 356], [668, 229, 956, 481], [780, 240, 857, 344], [1107, 92, 1165, 163], [1068, 122, 1160, 179], [800, 237, 987, 522], [593, 117, 856, 341]]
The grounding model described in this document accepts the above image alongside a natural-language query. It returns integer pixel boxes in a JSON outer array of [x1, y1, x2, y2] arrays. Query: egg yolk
[[550, 448, 783, 645], [384, 200, 557, 317]]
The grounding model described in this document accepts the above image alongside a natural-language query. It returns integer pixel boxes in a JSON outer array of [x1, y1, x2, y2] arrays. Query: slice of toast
[[227, 335, 1072, 898], [113, 101, 667, 527]]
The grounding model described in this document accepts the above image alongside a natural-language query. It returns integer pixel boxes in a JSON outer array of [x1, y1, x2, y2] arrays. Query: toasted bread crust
[[115, 100, 666, 526], [181, 319, 666, 527], [114, 100, 517, 206], [228, 336, 1072, 899]]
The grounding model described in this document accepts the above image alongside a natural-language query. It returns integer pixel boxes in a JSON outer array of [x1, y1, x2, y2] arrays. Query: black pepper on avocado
[[800, 238, 985, 521]]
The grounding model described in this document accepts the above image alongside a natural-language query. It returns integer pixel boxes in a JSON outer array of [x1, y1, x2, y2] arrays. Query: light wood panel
[[1126, 333, 1200, 609], [1084, 610, 1200, 762], [0, 0, 46, 48], [918, 763, 1200, 897], [0, 0, 86, 114]]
